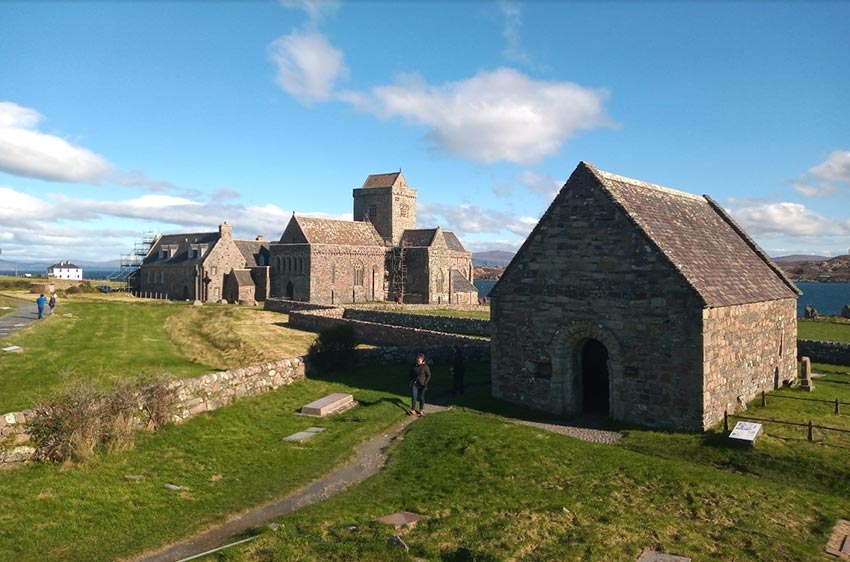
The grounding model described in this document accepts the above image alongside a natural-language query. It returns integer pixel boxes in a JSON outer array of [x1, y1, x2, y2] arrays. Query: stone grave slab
[[825, 519, 850, 559], [283, 427, 326, 443], [637, 551, 692, 562], [728, 421, 762, 446], [300, 393, 355, 417], [377, 511, 426, 528], [2, 345, 23, 353]]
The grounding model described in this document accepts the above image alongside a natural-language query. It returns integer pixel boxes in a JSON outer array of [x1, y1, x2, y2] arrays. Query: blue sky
[[1, 0, 848, 263]]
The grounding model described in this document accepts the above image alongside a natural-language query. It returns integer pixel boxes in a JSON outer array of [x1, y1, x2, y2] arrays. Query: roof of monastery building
[[280, 215, 385, 247], [143, 231, 221, 266], [400, 228, 469, 252], [229, 269, 255, 287], [233, 240, 270, 267], [499, 162, 800, 308], [361, 172, 404, 189], [451, 269, 477, 293]]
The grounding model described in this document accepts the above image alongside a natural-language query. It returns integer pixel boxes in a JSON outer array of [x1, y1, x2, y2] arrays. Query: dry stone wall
[[798, 339, 850, 366], [343, 308, 490, 336]]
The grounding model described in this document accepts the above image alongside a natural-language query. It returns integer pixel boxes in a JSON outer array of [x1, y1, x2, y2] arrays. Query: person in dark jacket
[[451, 344, 465, 395], [408, 353, 431, 415]]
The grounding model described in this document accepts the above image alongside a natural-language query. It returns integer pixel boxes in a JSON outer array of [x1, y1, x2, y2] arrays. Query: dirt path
[[128, 405, 448, 562], [0, 296, 42, 340]]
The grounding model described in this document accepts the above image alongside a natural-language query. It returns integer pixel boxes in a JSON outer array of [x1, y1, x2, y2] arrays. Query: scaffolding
[[110, 231, 155, 290], [388, 241, 408, 303]]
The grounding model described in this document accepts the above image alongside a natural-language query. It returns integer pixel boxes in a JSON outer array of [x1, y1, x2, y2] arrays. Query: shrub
[[308, 324, 357, 371], [29, 376, 175, 463]]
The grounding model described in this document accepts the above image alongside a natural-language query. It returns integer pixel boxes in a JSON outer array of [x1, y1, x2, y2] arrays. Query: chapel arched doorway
[[581, 338, 610, 414]]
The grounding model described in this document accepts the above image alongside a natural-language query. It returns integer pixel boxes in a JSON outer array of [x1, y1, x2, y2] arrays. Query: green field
[[798, 317, 850, 343]]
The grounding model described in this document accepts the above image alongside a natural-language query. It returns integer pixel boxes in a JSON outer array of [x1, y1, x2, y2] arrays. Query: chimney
[[255, 235, 265, 241], [219, 222, 232, 239]]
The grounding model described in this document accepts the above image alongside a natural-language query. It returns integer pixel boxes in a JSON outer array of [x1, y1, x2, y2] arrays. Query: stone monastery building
[[138, 171, 476, 306], [490, 162, 801, 431]]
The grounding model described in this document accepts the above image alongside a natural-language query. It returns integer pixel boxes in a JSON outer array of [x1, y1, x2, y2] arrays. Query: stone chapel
[[489, 162, 800, 431]]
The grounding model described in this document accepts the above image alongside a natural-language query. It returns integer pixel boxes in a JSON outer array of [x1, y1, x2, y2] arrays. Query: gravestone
[[825, 519, 850, 559], [728, 421, 763, 446], [300, 393, 355, 417], [2, 345, 23, 353], [283, 427, 326, 443], [801, 356, 814, 392], [637, 551, 692, 562]]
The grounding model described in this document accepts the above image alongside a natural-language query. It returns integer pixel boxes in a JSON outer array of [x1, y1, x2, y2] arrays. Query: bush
[[308, 324, 357, 371], [29, 375, 175, 463]]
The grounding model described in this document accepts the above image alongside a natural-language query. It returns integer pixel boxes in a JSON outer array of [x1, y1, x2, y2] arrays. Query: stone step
[[300, 393, 355, 417]]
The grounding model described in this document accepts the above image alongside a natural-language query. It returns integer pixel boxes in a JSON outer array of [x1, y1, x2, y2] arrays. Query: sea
[[475, 279, 850, 317]]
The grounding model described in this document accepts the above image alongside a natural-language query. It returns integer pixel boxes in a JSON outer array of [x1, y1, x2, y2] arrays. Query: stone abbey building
[[490, 162, 800, 431], [138, 171, 476, 306], [269, 171, 476, 305]]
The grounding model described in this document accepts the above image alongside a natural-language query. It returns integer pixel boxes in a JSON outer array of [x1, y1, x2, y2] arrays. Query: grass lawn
[[406, 308, 491, 320], [0, 362, 447, 562], [0, 295, 11, 317], [798, 317, 850, 343], [0, 299, 319, 413]]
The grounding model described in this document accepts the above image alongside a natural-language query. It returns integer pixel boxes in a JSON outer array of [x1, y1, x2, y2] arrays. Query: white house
[[47, 261, 83, 280]]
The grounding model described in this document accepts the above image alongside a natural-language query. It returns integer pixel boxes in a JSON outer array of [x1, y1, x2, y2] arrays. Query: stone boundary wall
[[798, 339, 850, 366], [0, 357, 306, 467], [356, 344, 490, 364], [344, 308, 490, 337], [263, 298, 337, 314], [288, 308, 484, 347]]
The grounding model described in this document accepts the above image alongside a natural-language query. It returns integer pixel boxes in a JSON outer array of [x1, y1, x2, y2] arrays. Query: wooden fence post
[[761, 391, 766, 407], [835, 399, 840, 414], [807, 420, 813, 441], [723, 410, 729, 433]]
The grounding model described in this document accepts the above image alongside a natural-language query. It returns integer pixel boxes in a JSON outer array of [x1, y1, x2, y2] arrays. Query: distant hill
[[778, 254, 850, 282], [773, 254, 830, 263], [472, 250, 515, 267]]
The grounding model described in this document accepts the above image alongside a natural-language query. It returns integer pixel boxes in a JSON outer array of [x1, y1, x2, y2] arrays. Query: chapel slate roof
[[450, 269, 477, 293], [230, 269, 255, 286], [400, 229, 438, 247], [233, 240, 270, 267], [591, 165, 800, 307], [143, 232, 220, 265], [282, 216, 385, 247], [361, 172, 402, 189], [442, 231, 468, 253]]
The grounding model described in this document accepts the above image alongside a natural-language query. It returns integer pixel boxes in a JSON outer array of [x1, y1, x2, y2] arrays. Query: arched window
[[436, 270, 445, 293], [354, 264, 364, 286], [286, 257, 292, 272]]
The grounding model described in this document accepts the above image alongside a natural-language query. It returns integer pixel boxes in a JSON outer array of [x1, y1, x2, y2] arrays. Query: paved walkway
[[0, 296, 43, 341]]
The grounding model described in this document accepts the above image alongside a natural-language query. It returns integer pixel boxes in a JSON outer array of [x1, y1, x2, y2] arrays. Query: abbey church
[[137, 171, 477, 306]]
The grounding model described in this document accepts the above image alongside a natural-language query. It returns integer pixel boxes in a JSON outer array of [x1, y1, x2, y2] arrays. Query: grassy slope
[[798, 318, 850, 343], [0, 364, 418, 562]]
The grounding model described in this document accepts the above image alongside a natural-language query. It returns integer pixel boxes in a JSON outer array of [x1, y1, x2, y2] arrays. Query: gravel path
[[509, 418, 622, 444], [0, 296, 42, 340]]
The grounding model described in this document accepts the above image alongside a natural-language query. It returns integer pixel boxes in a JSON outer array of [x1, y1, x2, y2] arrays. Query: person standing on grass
[[451, 343, 465, 395], [36, 293, 46, 319], [48, 293, 56, 315], [408, 352, 431, 416]]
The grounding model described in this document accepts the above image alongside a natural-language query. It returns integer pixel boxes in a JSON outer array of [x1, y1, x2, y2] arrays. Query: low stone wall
[[0, 357, 306, 467], [344, 308, 490, 337], [289, 308, 484, 347], [798, 339, 850, 366], [263, 298, 337, 314], [356, 344, 490, 364]]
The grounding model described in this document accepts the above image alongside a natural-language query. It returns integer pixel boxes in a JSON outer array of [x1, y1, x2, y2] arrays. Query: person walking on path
[[451, 344, 465, 395], [408, 353, 431, 416], [35, 294, 46, 319], [48, 293, 56, 315]]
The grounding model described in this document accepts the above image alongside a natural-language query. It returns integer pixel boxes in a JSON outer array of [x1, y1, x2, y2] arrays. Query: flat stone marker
[[637, 551, 691, 562], [377, 511, 426, 528], [2, 345, 23, 353], [283, 427, 326, 443], [300, 393, 355, 417], [825, 519, 850, 559], [728, 421, 762, 446]]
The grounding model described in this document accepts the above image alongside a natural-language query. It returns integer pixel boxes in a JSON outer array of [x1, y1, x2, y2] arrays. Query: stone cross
[[800, 356, 814, 392]]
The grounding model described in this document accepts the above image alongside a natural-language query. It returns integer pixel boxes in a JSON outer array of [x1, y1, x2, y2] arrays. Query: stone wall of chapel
[[203, 238, 247, 302], [702, 298, 797, 428], [308, 245, 386, 305], [269, 243, 310, 300], [491, 176, 706, 430]]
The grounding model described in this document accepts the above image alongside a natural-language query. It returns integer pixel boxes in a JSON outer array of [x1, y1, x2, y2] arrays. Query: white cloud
[[0, 186, 52, 221], [793, 150, 850, 197], [268, 31, 348, 104], [0, 102, 114, 183], [341, 68, 612, 165], [517, 170, 563, 199], [279, 0, 340, 26], [728, 200, 849, 237], [499, 2, 532, 67], [418, 202, 538, 239]]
